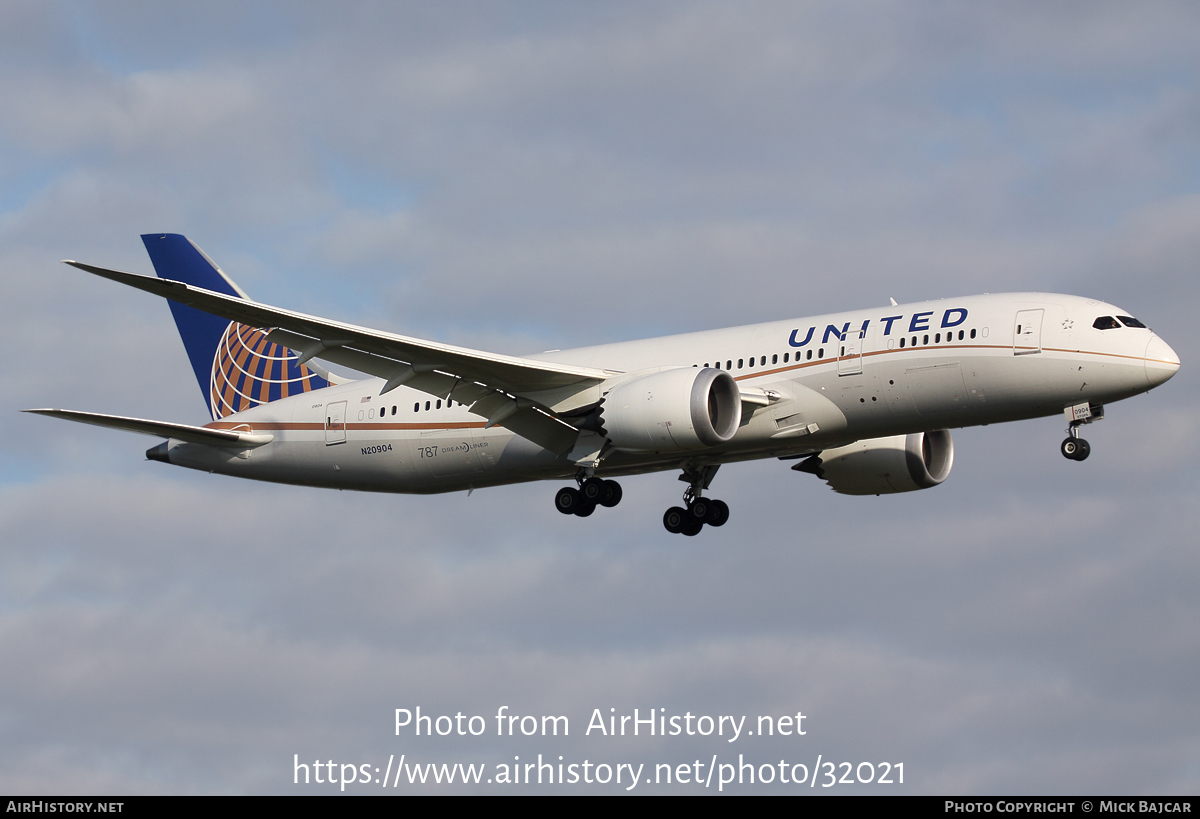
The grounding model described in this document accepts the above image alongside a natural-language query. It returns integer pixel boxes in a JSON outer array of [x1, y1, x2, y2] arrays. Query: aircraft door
[[325, 400, 347, 445], [1013, 309, 1044, 356], [838, 326, 865, 376]]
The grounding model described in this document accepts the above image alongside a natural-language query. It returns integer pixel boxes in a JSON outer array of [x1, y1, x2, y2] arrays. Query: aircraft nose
[[1145, 334, 1180, 388]]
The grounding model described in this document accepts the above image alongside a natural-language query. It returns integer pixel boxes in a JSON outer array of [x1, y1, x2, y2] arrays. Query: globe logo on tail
[[209, 322, 330, 420]]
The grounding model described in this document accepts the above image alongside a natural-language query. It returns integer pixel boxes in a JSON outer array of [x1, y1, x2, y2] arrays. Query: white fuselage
[[161, 293, 1179, 493]]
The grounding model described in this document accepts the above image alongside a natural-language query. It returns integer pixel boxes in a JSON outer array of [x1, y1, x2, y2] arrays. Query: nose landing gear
[[1060, 436, 1090, 461], [663, 465, 729, 535], [1061, 402, 1102, 461], [1060, 420, 1091, 462]]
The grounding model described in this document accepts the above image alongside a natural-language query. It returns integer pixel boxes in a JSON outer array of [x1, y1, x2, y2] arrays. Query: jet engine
[[795, 430, 954, 495], [599, 367, 742, 453]]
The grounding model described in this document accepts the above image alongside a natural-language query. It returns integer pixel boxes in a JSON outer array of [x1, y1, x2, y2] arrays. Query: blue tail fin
[[141, 233, 332, 420]]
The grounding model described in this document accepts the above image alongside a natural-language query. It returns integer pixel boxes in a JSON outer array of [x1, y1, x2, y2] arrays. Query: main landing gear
[[663, 465, 729, 536], [1060, 424, 1091, 462], [555, 472, 623, 518], [553, 465, 731, 534]]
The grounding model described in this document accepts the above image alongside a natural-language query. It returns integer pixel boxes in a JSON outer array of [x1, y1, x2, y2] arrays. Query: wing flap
[[24, 409, 274, 448], [497, 407, 580, 455]]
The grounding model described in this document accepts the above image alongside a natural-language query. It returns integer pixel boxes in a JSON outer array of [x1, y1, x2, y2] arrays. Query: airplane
[[27, 234, 1180, 536]]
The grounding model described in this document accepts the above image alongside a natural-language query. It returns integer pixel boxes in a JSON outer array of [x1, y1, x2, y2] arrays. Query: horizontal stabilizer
[[24, 409, 274, 448]]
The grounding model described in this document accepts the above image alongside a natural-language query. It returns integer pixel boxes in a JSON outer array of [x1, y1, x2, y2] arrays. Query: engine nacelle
[[796, 430, 954, 495], [600, 367, 742, 453]]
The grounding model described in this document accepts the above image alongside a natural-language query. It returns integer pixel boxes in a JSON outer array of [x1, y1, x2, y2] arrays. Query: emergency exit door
[[325, 401, 347, 445]]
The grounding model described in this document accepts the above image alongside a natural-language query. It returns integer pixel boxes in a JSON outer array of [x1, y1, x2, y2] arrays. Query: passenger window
[[935, 333, 941, 343], [413, 403, 419, 413], [425, 401, 430, 411], [727, 360, 732, 370], [958, 330, 964, 340], [783, 353, 789, 362], [738, 359, 743, 369], [1117, 316, 1146, 328], [900, 338, 905, 348], [970, 329, 976, 339], [806, 349, 812, 360], [772, 354, 778, 364], [818, 348, 824, 359], [923, 334, 929, 345], [760, 356, 766, 366], [747, 357, 754, 368]]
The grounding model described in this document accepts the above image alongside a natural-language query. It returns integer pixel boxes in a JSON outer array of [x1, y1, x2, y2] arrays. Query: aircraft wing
[[24, 409, 274, 448], [63, 261, 610, 454]]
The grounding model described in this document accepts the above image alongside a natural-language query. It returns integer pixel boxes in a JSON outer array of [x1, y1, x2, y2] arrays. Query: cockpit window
[[1093, 316, 1121, 330], [1117, 316, 1146, 329]]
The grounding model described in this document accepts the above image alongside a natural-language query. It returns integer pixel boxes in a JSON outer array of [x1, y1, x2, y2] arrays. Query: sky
[[1, 0, 1198, 794]]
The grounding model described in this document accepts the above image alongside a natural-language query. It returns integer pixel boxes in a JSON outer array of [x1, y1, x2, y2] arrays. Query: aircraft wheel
[[680, 519, 704, 537], [580, 477, 606, 503], [1074, 439, 1091, 461], [555, 487, 582, 515], [575, 501, 596, 517], [688, 498, 711, 521], [708, 499, 730, 527], [1061, 438, 1080, 460], [663, 507, 687, 534], [598, 480, 623, 508]]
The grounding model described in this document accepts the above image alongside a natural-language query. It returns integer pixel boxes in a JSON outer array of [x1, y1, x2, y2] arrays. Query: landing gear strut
[[663, 465, 729, 536], [554, 471, 622, 518], [1060, 422, 1091, 462]]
